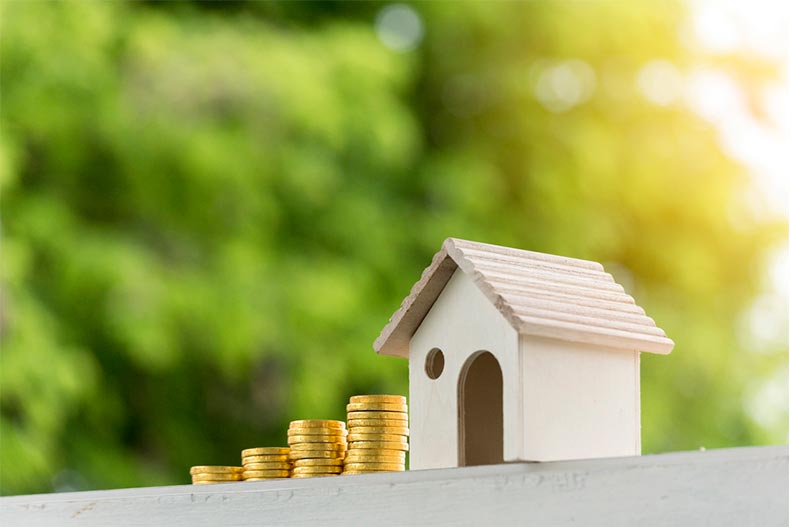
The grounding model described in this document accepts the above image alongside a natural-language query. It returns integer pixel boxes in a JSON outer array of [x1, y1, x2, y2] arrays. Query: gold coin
[[349, 395, 406, 405], [288, 429, 347, 437], [342, 465, 404, 473], [288, 435, 348, 444], [291, 449, 347, 461], [243, 455, 291, 464], [347, 433, 408, 443], [288, 423, 347, 431], [347, 441, 409, 451], [291, 450, 346, 462], [287, 428, 347, 436], [289, 440, 348, 455], [292, 466, 343, 475], [347, 411, 408, 421], [291, 473, 339, 478], [192, 480, 220, 484], [345, 446, 406, 454], [347, 419, 409, 428], [289, 450, 346, 460], [288, 444, 347, 452], [346, 402, 408, 413], [242, 462, 291, 470], [288, 425, 347, 433], [292, 471, 342, 477], [243, 477, 283, 481], [190, 466, 244, 475], [242, 454, 289, 463], [289, 420, 346, 429], [191, 474, 243, 482], [241, 447, 289, 457], [242, 469, 290, 478], [348, 426, 409, 436], [191, 473, 243, 481], [293, 458, 344, 467], [288, 445, 347, 454], [288, 443, 347, 452], [289, 453, 343, 461], [344, 452, 406, 463], [289, 445, 346, 453], [289, 442, 346, 451], [343, 462, 405, 471], [292, 465, 343, 474]]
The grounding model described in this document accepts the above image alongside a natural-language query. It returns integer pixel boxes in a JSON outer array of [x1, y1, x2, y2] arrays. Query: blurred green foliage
[[0, 1, 786, 495]]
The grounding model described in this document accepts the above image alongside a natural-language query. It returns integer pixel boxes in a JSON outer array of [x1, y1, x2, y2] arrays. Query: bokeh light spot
[[375, 4, 424, 52], [636, 59, 684, 106], [685, 68, 741, 124], [534, 59, 596, 113], [692, 0, 742, 53]]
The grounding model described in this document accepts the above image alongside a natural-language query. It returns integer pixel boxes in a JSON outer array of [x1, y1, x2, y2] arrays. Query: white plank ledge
[[1, 446, 787, 527]]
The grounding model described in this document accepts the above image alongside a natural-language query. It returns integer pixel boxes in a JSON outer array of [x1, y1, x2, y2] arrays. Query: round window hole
[[425, 348, 445, 380]]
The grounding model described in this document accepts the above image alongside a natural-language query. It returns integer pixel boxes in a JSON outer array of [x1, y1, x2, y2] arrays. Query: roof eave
[[517, 320, 675, 354], [373, 243, 459, 358]]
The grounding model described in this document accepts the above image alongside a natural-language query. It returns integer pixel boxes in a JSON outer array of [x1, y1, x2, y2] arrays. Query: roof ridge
[[453, 246, 610, 279], [446, 238, 604, 271]]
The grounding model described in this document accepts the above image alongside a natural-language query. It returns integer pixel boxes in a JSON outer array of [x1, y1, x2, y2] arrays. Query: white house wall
[[520, 335, 640, 461], [409, 269, 519, 470]]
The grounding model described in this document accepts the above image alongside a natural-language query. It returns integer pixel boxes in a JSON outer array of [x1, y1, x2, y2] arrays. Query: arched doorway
[[457, 351, 503, 466]]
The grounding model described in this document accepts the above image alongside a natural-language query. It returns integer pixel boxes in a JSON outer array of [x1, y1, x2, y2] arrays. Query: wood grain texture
[[374, 237, 674, 358], [374, 248, 457, 358], [2, 446, 786, 527]]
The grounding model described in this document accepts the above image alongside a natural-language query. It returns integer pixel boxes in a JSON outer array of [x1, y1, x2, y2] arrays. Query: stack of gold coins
[[241, 447, 291, 481], [343, 395, 408, 475], [287, 420, 347, 478], [189, 466, 243, 485]]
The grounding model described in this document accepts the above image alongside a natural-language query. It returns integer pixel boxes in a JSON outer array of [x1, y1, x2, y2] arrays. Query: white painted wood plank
[[2, 446, 786, 527], [520, 336, 640, 460], [409, 269, 519, 469]]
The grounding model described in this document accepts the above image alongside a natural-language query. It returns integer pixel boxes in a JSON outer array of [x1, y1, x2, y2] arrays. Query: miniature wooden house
[[374, 238, 674, 469]]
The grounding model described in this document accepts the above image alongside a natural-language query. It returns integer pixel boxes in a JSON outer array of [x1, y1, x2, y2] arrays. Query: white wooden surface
[[409, 269, 519, 469], [520, 335, 640, 461], [2, 446, 786, 526]]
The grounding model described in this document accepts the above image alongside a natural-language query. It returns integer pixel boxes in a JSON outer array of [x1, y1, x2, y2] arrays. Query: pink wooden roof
[[374, 238, 674, 358]]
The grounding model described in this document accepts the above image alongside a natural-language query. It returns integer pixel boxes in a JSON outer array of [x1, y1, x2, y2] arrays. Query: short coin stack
[[189, 466, 243, 485], [241, 447, 291, 481], [343, 395, 408, 475], [287, 420, 347, 478]]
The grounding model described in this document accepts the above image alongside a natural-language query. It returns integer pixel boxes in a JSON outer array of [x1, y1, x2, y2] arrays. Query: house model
[[374, 238, 674, 469]]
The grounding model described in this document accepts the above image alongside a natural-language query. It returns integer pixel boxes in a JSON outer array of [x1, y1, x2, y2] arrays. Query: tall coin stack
[[189, 465, 243, 485], [343, 395, 408, 475], [241, 447, 291, 481], [287, 420, 347, 478]]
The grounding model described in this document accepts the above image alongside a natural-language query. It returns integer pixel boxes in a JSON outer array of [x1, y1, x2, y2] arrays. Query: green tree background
[[0, 1, 786, 494]]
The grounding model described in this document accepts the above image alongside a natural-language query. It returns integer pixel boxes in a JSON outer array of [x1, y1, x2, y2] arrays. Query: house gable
[[408, 268, 520, 469]]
